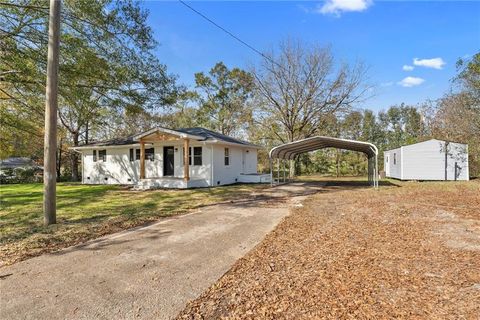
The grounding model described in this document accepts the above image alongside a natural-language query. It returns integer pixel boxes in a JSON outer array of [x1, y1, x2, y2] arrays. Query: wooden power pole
[[43, 0, 61, 226]]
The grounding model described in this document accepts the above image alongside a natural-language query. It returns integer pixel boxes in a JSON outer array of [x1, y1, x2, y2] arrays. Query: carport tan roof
[[269, 136, 378, 160]]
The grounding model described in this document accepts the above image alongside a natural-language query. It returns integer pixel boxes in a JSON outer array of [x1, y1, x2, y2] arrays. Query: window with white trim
[[183, 147, 202, 166], [145, 148, 155, 161], [193, 147, 202, 165], [99, 149, 107, 162], [224, 148, 230, 166]]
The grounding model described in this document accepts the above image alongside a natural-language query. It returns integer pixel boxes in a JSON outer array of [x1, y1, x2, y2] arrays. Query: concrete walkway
[[0, 182, 325, 320]]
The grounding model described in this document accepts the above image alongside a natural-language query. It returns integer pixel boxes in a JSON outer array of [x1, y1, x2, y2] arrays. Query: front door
[[163, 146, 174, 176]]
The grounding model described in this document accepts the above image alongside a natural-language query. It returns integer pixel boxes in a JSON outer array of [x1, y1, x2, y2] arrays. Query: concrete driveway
[[0, 182, 325, 320]]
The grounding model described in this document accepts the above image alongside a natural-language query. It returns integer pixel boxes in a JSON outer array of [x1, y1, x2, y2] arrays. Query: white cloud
[[398, 76, 425, 87], [402, 65, 414, 71], [413, 57, 446, 70], [317, 0, 373, 16]]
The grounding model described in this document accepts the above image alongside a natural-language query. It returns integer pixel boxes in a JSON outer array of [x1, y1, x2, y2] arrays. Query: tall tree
[[194, 62, 254, 136], [253, 39, 370, 145], [0, 0, 177, 178]]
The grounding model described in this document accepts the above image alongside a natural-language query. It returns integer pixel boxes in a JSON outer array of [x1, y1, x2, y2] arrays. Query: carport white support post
[[375, 153, 379, 188], [368, 157, 373, 185], [277, 158, 280, 183], [269, 158, 273, 186], [283, 159, 286, 183]]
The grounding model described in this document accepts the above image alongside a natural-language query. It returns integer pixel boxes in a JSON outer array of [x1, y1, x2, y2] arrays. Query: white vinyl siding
[[384, 139, 469, 181]]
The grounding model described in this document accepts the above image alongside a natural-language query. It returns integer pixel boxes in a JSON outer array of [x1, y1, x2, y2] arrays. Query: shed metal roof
[[269, 136, 378, 160]]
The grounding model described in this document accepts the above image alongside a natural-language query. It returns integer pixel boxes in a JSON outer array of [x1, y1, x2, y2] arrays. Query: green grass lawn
[[0, 183, 267, 266]]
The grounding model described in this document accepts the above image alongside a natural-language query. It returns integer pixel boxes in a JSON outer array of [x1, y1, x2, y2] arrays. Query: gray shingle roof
[[177, 127, 257, 147], [79, 127, 259, 148], [0, 157, 41, 169]]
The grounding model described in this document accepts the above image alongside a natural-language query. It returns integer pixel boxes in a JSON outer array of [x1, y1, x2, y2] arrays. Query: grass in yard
[[0, 182, 267, 266]]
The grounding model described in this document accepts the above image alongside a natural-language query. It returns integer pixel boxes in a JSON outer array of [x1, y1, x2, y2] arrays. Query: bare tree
[[252, 39, 370, 144]]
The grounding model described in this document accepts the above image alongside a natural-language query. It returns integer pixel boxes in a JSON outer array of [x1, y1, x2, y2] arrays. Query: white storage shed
[[384, 139, 469, 181]]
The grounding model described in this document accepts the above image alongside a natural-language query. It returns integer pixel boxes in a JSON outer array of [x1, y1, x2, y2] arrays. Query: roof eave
[[133, 126, 205, 141]]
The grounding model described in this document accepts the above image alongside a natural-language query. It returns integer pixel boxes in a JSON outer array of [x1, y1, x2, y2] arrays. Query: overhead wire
[[178, 0, 285, 71]]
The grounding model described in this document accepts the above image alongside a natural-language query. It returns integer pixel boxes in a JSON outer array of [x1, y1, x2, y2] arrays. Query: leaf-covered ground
[[178, 180, 480, 319]]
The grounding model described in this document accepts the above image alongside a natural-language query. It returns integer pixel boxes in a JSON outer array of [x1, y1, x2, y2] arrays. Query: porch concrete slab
[[0, 182, 324, 320]]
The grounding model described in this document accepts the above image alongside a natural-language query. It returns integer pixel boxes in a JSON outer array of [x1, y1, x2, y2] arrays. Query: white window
[[184, 147, 202, 166], [393, 153, 396, 165], [224, 148, 230, 166], [145, 148, 155, 161], [193, 147, 202, 165], [98, 149, 107, 162]]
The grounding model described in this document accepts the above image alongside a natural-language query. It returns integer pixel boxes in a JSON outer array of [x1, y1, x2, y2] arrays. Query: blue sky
[[144, 1, 480, 112]]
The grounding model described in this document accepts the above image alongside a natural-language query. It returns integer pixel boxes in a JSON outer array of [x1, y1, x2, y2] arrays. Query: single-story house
[[384, 139, 469, 181], [71, 127, 271, 189]]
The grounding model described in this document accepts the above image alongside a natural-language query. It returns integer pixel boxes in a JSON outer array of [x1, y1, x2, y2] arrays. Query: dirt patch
[[177, 181, 480, 319]]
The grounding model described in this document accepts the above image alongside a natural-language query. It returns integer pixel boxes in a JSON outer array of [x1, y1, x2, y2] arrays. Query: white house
[[71, 127, 270, 189], [384, 139, 469, 181]]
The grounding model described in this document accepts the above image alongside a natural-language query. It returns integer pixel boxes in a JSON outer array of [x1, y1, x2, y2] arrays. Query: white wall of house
[[81, 147, 131, 184], [384, 139, 469, 181], [80, 141, 259, 186], [211, 145, 258, 186]]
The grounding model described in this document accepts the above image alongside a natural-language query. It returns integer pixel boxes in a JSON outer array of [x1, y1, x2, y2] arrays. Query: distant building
[[0, 157, 41, 169], [384, 139, 469, 181]]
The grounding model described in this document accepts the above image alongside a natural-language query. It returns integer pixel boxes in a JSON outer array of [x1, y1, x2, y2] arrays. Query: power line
[[178, 0, 284, 70]]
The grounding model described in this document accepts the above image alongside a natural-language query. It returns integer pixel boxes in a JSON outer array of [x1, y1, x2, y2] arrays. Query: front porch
[[133, 127, 207, 188]]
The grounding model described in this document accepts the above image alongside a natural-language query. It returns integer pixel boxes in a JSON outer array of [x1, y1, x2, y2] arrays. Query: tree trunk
[[56, 137, 62, 178], [71, 132, 79, 181], [43, 0, 61, 226], [85, 122, 89, 144]]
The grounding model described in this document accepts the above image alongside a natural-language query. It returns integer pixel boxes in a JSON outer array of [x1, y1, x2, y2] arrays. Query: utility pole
[[43, 0, 61, 226]]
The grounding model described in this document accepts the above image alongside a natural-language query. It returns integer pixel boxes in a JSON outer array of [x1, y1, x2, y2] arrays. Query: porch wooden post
[[183, 138, 190, 181], [140, 140, 145, 179]]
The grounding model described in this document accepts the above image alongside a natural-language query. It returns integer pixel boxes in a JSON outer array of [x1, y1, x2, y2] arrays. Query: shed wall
[[384, 148, 402, 179], [385, 139, 469, 181]]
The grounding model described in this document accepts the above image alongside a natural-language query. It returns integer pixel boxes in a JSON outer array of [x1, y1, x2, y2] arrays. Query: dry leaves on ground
[[177, 181, 480, 319]]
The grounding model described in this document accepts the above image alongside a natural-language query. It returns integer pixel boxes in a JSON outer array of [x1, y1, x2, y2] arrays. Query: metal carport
[[269, 136, 379, 188]]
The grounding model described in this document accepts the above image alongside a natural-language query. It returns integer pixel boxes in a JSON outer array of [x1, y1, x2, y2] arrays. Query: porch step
[[134, 177, 189, 190]]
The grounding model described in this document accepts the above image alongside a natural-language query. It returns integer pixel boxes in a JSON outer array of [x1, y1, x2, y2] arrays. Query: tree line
[[1, 1, 479, 179]]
